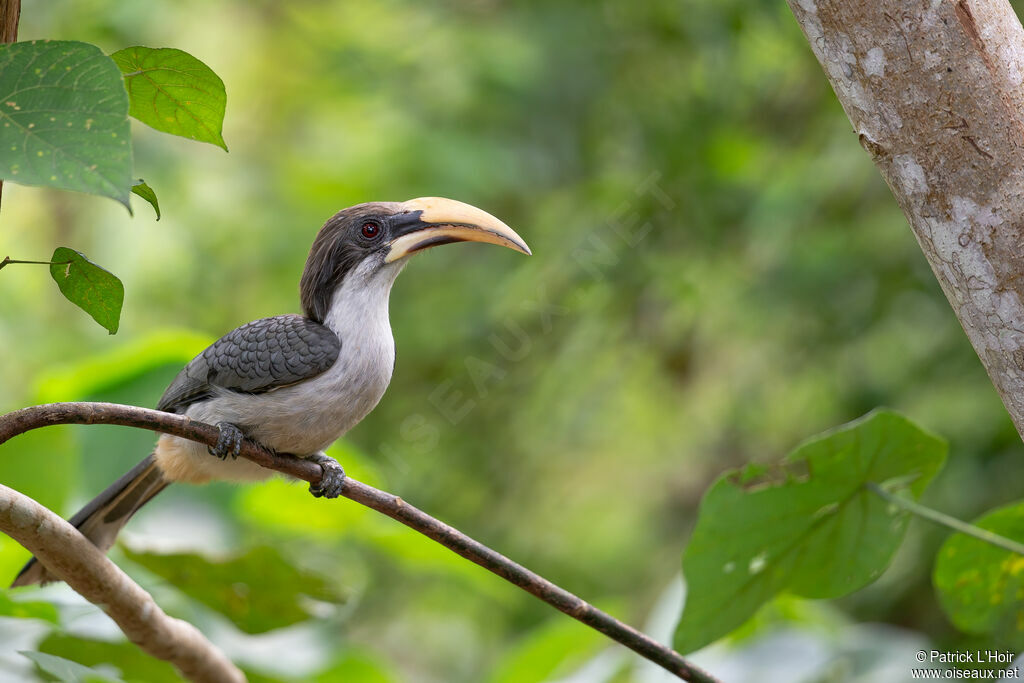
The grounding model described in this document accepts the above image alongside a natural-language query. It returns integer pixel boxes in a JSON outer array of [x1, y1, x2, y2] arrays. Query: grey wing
[[157, 314, 341, 413]]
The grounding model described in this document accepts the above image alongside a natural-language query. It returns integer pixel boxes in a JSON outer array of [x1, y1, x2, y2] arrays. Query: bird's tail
[[11, 454, 169, 587]]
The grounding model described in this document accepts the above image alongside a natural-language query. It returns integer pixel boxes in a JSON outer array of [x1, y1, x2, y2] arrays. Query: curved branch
[[0, 483, 244, 683], [0, 402, 717, 683]]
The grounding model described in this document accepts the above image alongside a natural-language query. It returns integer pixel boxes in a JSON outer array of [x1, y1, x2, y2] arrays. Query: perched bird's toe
[[209, 422, 244, 460], [307, 452, 346, 499]]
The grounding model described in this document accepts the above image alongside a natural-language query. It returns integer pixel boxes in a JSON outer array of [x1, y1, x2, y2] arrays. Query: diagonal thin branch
[[0, 402, 718, 683], [0, 482, 244, 683]]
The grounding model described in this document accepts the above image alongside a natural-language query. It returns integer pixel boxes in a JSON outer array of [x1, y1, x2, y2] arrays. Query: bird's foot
[[208, 422, 244, 460], [308, 452, 346, 499]]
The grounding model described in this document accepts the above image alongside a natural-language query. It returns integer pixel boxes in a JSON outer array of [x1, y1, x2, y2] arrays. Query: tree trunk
[[0, 0, 18, 209], [787, 0, 1024, 438]]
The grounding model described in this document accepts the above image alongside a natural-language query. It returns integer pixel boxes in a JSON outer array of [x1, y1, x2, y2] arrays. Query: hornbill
[[13, 197, 530, 587]]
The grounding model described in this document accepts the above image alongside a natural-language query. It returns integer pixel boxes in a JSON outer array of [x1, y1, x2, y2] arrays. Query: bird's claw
[[208, 422, 244, 460], [308, 453, 346, 499]]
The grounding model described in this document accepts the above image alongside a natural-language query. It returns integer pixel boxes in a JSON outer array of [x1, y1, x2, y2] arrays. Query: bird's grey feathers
[[157, 314, 341, 414]]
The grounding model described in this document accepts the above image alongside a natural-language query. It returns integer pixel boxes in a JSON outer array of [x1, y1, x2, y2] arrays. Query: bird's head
[[300, 197, 530, 322]]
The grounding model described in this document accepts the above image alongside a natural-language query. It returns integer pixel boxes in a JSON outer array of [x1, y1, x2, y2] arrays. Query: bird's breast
[[245, 332, 395, 454], [187, 263, 400, 459], [185, 328, 395, 457]]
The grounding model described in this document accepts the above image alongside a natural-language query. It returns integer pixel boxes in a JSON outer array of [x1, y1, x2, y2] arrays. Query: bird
[[12, 197, 530, 587]]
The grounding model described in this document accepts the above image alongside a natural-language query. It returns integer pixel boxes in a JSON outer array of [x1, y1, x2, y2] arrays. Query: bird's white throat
[[322, 256, 404, 343], [245, 256, 405, 452]]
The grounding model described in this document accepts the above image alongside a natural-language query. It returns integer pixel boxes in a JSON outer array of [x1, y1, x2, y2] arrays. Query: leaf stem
[[866, 482, 1024, 556], [0, 256, 72, 272]]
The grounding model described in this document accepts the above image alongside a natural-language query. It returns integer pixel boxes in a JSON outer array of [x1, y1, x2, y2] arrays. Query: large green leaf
[[123, 545, 347, 634], [0, 428, 77, 550], [934, 501, 1024, 650], [20, 650, 123, 683], [37, 633, 294, 683], [487, 614, 608, 683], [49, 247, 124, 334], [311, 650, 398, 683], [0, 590, 58, 623], [33, 329, 211, 403], [110, 47, 227, 150], [675, 410, 946, 653], [37, 634, 179, 683], [0, 40, 131, 205]]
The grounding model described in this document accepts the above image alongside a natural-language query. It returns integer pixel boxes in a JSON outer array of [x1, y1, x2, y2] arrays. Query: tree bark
[[787, 0, 1024, 437], [0, 0, 18, 42], [0, 484, 244, 683]]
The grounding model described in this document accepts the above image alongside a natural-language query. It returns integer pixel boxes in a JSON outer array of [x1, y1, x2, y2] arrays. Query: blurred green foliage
[[2, 0, 1024, 680]]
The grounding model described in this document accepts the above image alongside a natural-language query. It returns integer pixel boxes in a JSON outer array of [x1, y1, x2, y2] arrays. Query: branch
[[786, 0, 1024, 439], [0, 402, 718, 683], [0, 483, 244, 682]]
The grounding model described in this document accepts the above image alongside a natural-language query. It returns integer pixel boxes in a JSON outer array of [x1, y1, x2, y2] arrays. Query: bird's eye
[[361, 222, 381, 239]]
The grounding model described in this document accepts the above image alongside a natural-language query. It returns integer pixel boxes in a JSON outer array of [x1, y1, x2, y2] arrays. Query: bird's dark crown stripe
[[300, 204, 398, 322]]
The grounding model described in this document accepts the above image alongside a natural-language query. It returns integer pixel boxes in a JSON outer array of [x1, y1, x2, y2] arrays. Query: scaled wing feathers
[[157, 314, 341, 413]]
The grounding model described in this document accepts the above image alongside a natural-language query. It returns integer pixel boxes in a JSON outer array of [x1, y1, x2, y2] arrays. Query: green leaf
[[0, 428, 76, 554], [311, 650, 398, 683], [49, 247, 124, 334], [0, 40, 132, 205], [674, 410, 947, 654], [110, 46, 227, 150], [20, 651, 124, 683], [934, 501, 1024, 649], [487, 614, 607, 683], [33, 329, 211, 403], [37, 634, 179, 683], [0, 590, 58, 623], [130, 179, 159, 219], [122, 545, 348, 634]]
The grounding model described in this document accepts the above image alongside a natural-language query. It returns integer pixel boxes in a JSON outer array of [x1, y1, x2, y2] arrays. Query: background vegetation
[[2, 0, 1022, 680]]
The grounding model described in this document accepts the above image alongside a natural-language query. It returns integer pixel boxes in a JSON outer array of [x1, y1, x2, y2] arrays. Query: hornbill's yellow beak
[[384, 197, 531, 263]]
